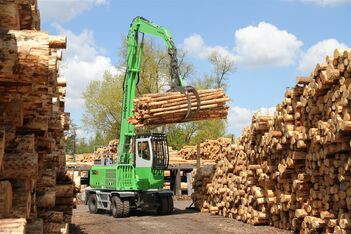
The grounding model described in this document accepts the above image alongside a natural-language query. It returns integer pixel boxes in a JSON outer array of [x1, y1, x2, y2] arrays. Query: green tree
[[65, 122, 78, 154], [165, 120, 226, 150], [119, 38, 171, 95], [177, 49, 194, 80], [207, 51, 236, 90], [166, 51, 235, 149], [76, 138, 92, 154], [82, 71, 123, 141]]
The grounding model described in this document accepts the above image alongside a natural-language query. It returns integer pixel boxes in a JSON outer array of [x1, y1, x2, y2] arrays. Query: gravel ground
[[70, 200, 292, 234]]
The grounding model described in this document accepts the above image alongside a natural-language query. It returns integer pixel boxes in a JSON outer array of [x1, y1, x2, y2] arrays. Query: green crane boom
[[118, 16, 184, 165]]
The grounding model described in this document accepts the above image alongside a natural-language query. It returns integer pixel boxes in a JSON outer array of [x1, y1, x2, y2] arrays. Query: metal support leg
[[175, 167, 181, 196], [186, 172, 193, 196], [196, 143, 201, 168]]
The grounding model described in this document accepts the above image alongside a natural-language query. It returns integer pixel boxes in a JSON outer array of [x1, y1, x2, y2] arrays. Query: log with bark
[[0, 218, 26, 234], [1, 153, 38, 179], [0, 130, 4, 171], [0, 30, 66, 85], [0, 181, 12, 217], [0, 0, 40, 30]]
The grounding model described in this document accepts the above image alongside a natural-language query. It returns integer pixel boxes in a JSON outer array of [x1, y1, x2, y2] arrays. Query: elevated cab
[[134, 133, 169, 190]]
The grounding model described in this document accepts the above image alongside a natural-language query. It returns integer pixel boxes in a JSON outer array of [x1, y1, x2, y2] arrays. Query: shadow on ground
[[69, 206, 199, 233], [69, 224, 89, 234]]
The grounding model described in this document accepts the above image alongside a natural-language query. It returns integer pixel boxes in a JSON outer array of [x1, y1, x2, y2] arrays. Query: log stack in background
[[68, 139, 120, 163], [0, 1, 74, 233], [192, 49, 351, 233], [129, 88, 229, 127], [178, 137, 232, 161], [94, 139, 119, 160]]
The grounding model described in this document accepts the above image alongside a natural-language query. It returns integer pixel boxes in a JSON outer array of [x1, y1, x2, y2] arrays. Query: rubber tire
[[122, 199, 130, 217], [88, 194, 99, 214], [111, 196, 123, 218], [167, 196, 173, 215], [157, 197, 169, 215]]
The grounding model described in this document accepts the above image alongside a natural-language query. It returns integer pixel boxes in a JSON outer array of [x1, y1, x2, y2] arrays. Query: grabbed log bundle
[[129, 88, 229, 127]]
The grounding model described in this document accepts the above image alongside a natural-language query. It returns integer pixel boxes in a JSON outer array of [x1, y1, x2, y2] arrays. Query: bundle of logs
[[178, 137, 232, 161], [0, 1, 74, 233], [192, 49, 351, 233], [129, 88, 229, 127]]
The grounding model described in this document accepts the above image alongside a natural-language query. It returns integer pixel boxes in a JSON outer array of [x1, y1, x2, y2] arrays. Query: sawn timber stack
[[129, 88, 229, 127], [0, 1, 74, 233]]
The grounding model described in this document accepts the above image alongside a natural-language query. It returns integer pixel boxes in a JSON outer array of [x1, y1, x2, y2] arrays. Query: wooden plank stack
[[129, 88, 229, 127], [178, 137, 232, 161], [191, 49, 351, 233], [0, 1, 74, 233]]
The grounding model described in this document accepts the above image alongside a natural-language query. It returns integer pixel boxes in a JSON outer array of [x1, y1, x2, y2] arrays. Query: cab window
[[137, 142, 150, 160]]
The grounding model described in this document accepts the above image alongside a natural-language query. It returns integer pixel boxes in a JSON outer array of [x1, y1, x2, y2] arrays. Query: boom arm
[[118, 17, 185, 164]]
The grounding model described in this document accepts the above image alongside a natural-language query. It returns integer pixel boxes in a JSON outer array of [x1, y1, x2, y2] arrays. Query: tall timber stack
[[0, 1, 73, 233], [191, 49, 351, 234]]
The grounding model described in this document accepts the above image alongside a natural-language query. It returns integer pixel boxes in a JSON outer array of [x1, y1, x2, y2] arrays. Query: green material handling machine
[[85, 16, 199, 218]]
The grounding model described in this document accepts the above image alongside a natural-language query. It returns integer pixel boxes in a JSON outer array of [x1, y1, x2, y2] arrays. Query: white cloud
[[298, 39, 348, 72], [38, 0, 108, 22], [181, 22, 303, 67], [293, 0, 351, 6], [181, 34, 235, 61], [227, 106, 275, 136], [62, 56, 117, 108], [54, 25, 119, 110], [233, 22, 303, 66]]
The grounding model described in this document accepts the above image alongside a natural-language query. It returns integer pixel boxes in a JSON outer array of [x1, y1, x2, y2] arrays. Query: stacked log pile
[[0, 1, 74, 233], [94, 139, 119, 161], [178, 137, 232, 161], [168, 153, 215, 166], [192, 49, 351, 233], [68, 139, 120, 163], [129, 88, 229, 127], [190, 165, 215, 211]]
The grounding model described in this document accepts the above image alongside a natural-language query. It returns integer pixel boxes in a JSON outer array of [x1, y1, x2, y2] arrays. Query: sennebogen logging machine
[[85, 17, 200, 218]]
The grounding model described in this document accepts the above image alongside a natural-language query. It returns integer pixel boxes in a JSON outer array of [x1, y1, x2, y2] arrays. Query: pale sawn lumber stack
[[0, 1, 74, 233], [192, 49, 351, 233], [129, 88, 229, 127]]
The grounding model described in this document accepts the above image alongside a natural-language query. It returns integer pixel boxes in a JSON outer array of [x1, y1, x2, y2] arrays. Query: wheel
[[111, 196, 123, 218], [122, 199, 130, 217], [88, 194, 99, 214], [167, 196, 173, 215], [157, 196, 169, 215]]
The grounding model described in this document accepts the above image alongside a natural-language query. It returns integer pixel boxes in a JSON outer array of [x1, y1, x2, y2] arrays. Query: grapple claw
[[168, 85, 201, 121]]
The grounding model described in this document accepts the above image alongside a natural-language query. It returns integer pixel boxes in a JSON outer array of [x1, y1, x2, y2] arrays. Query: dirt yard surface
[[70, 200, 291, 234]]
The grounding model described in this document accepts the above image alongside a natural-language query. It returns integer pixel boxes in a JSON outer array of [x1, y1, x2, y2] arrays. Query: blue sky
[[38, 0, 351, 138]]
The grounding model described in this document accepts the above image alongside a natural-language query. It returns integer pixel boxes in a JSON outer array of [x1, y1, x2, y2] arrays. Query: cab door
[[135, 137, 153, 189], [135, 138, 153, 168]]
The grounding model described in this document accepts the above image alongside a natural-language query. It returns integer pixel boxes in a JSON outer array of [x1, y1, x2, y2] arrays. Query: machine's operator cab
[[134, 133, 169, 170]]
